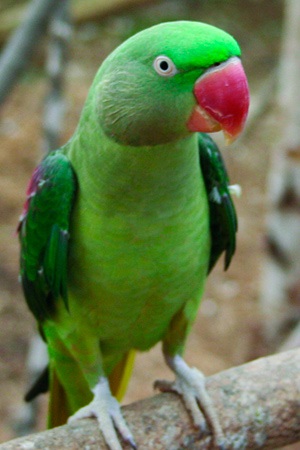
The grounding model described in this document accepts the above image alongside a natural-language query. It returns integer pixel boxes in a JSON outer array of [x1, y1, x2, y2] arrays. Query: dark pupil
[[159, 60, 169, 71]]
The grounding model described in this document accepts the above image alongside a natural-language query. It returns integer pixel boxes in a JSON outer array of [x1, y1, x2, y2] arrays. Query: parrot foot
[[68, 377, 136, 450], [155, 355, 226, 450]]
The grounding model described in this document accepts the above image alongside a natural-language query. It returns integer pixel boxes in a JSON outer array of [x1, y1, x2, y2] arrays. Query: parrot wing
[[198, 133, 238, 273], [18, 150, 77, 321]]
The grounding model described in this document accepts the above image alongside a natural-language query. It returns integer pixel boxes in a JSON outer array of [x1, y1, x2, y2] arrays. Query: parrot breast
[[62, 134, 210, 357]]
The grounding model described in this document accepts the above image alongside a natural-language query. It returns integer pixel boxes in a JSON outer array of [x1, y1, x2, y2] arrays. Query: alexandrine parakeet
[[18, 21, 249, 449]]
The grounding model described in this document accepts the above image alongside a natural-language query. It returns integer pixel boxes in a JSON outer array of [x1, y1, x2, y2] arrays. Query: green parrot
[[18, 21, 249, 450]]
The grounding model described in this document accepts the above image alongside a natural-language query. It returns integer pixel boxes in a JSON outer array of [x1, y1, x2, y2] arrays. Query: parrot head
[[94, 21, 249, 146]]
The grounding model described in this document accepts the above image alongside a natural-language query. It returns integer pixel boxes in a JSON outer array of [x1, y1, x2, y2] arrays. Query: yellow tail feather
[[109, 350, 136, 401], [47, 350, 136, 428], [48, 368, 71, 428]]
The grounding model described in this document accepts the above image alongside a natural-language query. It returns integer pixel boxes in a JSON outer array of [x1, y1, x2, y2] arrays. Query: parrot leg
[[155, 354, 226, 450], [68, 377, 136, 450], [44, 327, 136, 450]]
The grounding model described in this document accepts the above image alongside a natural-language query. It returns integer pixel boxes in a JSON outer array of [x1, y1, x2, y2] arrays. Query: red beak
[[187, 57, 249, 143]]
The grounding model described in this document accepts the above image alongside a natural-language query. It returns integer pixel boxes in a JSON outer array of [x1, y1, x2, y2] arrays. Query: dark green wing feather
[[18, 150, 77, 321], [198, 133, 238, 273]]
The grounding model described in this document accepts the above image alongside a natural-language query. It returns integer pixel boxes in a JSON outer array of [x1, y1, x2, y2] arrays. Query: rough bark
[[1, 349, 299, 450]]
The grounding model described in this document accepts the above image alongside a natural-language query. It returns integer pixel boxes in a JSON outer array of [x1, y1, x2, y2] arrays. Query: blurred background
[[0, 0, 299, 448]]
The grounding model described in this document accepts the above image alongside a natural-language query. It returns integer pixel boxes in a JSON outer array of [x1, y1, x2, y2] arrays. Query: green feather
[[19, 151, 76, 320], [198, 133, 238, 272], [44, 225, 70, 310]]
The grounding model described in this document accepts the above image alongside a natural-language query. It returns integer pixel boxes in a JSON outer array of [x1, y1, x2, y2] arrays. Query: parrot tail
[[47, 349, 136, 428], [48, 368, 71, 428], [109, 349, 136, 401]]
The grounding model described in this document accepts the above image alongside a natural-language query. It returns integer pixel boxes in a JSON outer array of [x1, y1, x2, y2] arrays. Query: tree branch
[[0, 0, 161, 106], [0, 0, 160, 45], [0, 0, 62, 105], [1, 349, 299, 449], [42, 0, 72, 153]]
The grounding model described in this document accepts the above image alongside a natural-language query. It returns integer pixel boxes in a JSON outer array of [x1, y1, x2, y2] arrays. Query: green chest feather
[[65, 137, 210, 349]]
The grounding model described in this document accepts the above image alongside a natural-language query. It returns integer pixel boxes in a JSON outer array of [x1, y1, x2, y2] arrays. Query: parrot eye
[[153, 56, 178, 77]]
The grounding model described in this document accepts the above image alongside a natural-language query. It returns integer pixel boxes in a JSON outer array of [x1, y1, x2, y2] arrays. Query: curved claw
[[154, 377, 207, 433], [68, 377, 136, 450], [158, 355, 227, 450]]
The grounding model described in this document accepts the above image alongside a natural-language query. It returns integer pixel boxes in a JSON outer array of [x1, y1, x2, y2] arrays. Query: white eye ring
[[153, 56, 178, 77]]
